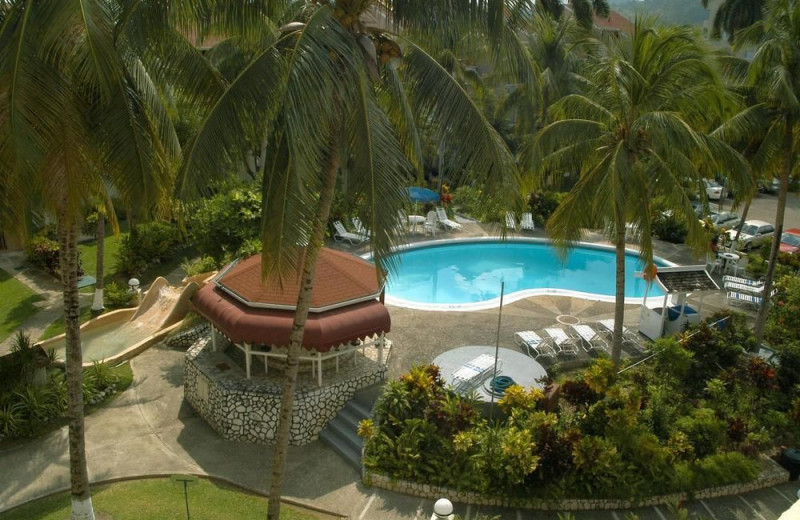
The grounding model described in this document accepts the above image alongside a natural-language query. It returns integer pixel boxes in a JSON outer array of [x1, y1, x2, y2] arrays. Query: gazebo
[[184, 248, 392, 445], [192, 248, 391, 385]]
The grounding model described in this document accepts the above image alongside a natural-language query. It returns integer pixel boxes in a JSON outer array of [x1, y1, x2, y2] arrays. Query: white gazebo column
[[317, 351, 323, 387], [378, 333, 385, 366], [244, 343, 252, 379], [211, 326, 218, 352]]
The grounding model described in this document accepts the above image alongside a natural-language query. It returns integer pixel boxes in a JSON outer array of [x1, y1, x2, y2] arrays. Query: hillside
[[608, 0, 709, 27]]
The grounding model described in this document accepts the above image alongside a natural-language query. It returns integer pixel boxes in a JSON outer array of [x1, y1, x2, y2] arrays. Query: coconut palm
[[538, 0, 611, 29], [179, 3, 519, 517], [702, 0, 766, 42], [0, 2, 218, 518], [526, 18, 751, 369], [729, 0, 800, 343]]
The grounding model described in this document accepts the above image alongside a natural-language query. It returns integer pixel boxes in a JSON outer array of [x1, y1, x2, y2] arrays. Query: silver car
[[725, 220, 775, 251]]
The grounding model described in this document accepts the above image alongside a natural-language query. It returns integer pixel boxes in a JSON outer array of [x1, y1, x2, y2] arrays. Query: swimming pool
[[383, 238, 670, 310]]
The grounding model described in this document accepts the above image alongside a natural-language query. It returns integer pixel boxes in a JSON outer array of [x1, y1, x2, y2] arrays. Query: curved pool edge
[[366, 236, 678, 312]]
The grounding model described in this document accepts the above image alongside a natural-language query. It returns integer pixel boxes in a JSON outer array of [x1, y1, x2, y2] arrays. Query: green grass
[[0, 268, 44, 343], [0, 478, 327, 520], [77, 227, 125, 293], [39, 305, 95, 341]]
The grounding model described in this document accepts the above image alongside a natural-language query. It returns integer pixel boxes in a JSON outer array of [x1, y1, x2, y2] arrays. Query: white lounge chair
[[727, 290, 762, 309], [435, 207, 462, 231], [571, 324, 609, 354], [722, 275, 763, 288], [724, 281, 763, 294], [451, 354, 498, 392], [351, 217, 371, 239], [423, 210, 437, 236], [597, 319, 640, 348], [544, 327, 579, 357], [332, 221, 366, 245], [514, 331, 556, 359], [520, 212, 535, 231], [505, 212, 517, 231]]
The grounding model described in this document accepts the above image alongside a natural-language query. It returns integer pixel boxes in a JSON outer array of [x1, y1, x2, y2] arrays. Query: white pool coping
[[366, 236, 678, 312]]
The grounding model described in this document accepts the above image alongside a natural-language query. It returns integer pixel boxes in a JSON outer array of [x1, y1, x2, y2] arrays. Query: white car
[[703, 179, 725, 200], [725, 220, 775, 251], [700, 211, 740, 232]]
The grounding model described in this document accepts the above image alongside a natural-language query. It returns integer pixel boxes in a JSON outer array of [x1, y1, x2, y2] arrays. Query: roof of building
[[213, 249, 382, 313], [593, 9, 635, 33], [654, 266, 720, 293]]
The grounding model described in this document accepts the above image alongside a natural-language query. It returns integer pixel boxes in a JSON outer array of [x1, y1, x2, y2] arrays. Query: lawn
[[0, 268, 44, 343], [77, 225, 125, 293], [39, 305, 94, 341], [0, 478, 329, 520]]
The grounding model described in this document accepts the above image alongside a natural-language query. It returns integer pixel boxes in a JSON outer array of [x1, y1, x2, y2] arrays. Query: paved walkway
[[1, 212, 798, 518]]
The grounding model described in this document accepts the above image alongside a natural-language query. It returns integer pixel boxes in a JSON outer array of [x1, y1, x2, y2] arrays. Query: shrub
[[675, 408, 726, 459], [675, 452, 759, 490], [452, 185, 505, 222], [104, 281, 135, 308], [766, 276, 800, 347], [527, 191, 566, 227], [26, 234, 85, 278], [651, 213, 688, 243], [116, 221, 180, 276], [181, 255, 220, 277], [187, 184, 262, 262]]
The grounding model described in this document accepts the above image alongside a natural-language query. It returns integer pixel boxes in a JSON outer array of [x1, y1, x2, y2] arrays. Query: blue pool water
[[384, 239, 666, 309]]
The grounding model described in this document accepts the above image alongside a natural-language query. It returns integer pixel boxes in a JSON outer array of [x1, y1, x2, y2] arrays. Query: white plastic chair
[[351, 217, 371, 239], [520, 213, 535, 231], [435, 207, 462, 231], [332, 221, 366, 244], [423, 211, 437, 236], [505, 212, 517, 231]]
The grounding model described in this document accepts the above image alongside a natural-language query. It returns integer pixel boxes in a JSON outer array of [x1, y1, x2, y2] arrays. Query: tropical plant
[[526, 18, 751, 368], [702, 0, 766, 42], [0, 1, 217, 516], [730, 0, 800, 344], [179, 3, 518, 517]]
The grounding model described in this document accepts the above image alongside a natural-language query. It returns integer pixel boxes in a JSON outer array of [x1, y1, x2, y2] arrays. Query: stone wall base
[[363, 455, 789, 511]]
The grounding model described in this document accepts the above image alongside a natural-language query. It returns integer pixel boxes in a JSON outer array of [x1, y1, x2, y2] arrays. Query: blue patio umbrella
[[407, 186, 440, 203]]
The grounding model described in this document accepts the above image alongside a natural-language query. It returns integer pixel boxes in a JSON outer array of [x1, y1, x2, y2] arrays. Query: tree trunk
[[266, 140, 341, 520], [91, 213, 104, 311], [754, 115, 794, 343], [729, 199, 751, 252], [612, 216, 626, 369], [59, 214, 95, 520]]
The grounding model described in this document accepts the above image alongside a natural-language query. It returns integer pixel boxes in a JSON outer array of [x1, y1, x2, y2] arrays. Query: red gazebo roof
[[191, 249, 391, 352]]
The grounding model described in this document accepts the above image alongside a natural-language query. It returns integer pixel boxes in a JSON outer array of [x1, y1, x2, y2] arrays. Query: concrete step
[[320, 419, 362, 469], [324, 414, 363, 454], [320, 388, 383, 469]]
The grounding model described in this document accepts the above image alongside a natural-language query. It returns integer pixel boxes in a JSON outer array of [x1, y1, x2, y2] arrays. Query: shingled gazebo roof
[[191, 249, 390, 351]]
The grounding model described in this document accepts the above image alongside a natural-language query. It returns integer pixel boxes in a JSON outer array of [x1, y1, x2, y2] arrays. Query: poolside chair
[[423, 211, 437, 236], [724, 281, 763, 295], [351, 217, 371, 239], [332, 221, 367, 245], [570, 324, 609, 354], [514, 331, 556, 360], [543, 327, 580, 358], [706, 253, 723, 274], [727, 290, 762, 309], [520, 212, 535, 231], [451, 354, 499, 392], [435, 207, 462, 231], [722, 275, 763, 288], [505, 212, 517, 231], [597, 319, 641, 349]]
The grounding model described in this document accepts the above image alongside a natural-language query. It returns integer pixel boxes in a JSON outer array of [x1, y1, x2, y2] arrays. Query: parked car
[[779, 228, 800, 254], [725, 220, 775, 251], [758, 177, 780, 193], [700, 211, 741, 232], [703, 179, 726, 200]]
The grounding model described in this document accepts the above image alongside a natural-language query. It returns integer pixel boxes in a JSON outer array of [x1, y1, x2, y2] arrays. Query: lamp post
[[128, 277, 141, 305], [430, 498, 454, 520]]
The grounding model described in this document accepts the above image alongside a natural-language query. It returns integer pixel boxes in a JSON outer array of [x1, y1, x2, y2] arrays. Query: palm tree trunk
[[59, 214, 95, 520], [729, 199, 751, 251], [91, 213, 104, 311], [612, 216, 626, 369], [266, 139, 341, 520], [754, 115, 794, 343]]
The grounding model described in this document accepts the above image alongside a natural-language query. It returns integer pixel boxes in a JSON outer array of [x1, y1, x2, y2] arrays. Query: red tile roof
[[593, 10, 635, 34], [214, 248, 381, 312]]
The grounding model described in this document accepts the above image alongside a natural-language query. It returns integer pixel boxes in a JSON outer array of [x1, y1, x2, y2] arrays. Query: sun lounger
[[597, 319, 641, 348], [351, 217, 371, 239], [727, 290, 762, 309], [544, 327, 579, 357], [520, 212, 535, 231], [724, 281, 763, 294], [332, 221, 366, 245], [722, 275, 763, 288], [505, 212, 517, 231], [571, 324, 609, 354], [514, 331, 556, 359], [451, 354, 498, 391], [435, 207, 462, 231]]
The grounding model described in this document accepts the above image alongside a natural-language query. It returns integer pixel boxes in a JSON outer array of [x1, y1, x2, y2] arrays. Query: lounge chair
[[571, 324, 609, 354], [451, 354, 499, 392], [351, 217, 371, 239], [520, 212, 535, 231], [722, 275, 763, 288], [597, 319, 640, 348], [423, 210, 437, 236], [514, 331, 556, 360], [332, 220, 367, 245], [544, 327, 580, 357], [435, 207, 462, 231], [724, 281, 763, 294], [505, 212, 517, 231], [727, 290, 762, 309]]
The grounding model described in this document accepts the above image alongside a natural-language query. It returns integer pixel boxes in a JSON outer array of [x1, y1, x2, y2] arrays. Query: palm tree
[[702, 0, 766, 42], [526, 18, 751, 369], [0, 2, 217, 518], [538, 0, 611, 29], [179, 4, 519, 518], [730, 0, 800, 344]]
